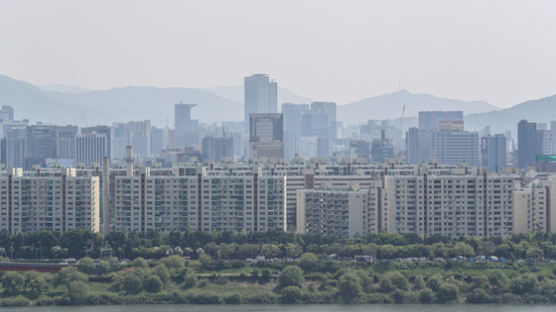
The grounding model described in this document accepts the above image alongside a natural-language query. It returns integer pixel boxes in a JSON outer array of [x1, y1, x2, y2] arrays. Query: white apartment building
[[297, 189, 371, 237], [0, 168, 99, 233], [112, 167, 286, 232]]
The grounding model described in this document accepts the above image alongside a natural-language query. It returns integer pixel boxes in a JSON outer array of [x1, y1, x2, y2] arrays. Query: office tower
[[431, 130, 480, 166], [249, 113, 284, 160], [110, 123, 128, 160], [151, 126, 166, 157], [316, 137, 330, 159], [481, 134, 507, 172], [0, 169, 100, 233], [282, 104, 309, 160], [0, 105, 14, 122], [202, 136, 233, 162], [371, 130, 394, 162], [297, 189, 372, 237], [406, 127, 432, 164], [174, 103, 200, 148], [538, 122, 556, 155], [54, 125, 78, 160], [311, 102, 337, 138], [76, 133, 106, 166], [244, 74, 278, 133], [127, 120, 152, 158], [25, 125, 56, 168], [175, 103, 197, 132], [82, 126, 111, 158], [302, 111, 329, 137], [1, 126, 26, 168], [518, 120, 539, 169], [349, 140, 370, 160], [418, 111, 464, 130]]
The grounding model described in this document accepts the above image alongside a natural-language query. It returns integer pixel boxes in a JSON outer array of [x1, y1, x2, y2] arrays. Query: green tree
[[467, 288, 491, 303], [419, 289, 436, 303], [437, 283, 458, 303], [183, 270, 197, 289], [451, 242, 475, 257], [426, 274, 442, 291], [379, 275, 395, 293], [68, 280, 89, 304], [388, 271, 409, 290], [337, 273, 362, 303], [144, 275, 163, 293], [280, 286, 302, 303], [54, 267, 87, 289], [2, 271, 25, 295], [278, 265, 304, 289], [77, 256, 96, 274], [300, 252, 319, 271], [161, 255, 185, 270], [488, 270, 509, 293], [121, 273, 143, 294], [153, 264, 170, 283], [413, 275, 426, 290], [131, 257, 148, 268], [24, 272, 48, 299]]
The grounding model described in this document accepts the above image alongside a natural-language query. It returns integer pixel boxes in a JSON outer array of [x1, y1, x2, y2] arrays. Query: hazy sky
[[1, 0, 555, 107]]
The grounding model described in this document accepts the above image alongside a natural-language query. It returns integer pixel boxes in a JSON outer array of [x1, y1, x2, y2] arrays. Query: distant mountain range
[[337, 90, 499, 124], [0, 74, 555, 135]]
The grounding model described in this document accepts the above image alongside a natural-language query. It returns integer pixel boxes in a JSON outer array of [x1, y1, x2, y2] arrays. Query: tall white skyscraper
[[244, 74, 277, 133]]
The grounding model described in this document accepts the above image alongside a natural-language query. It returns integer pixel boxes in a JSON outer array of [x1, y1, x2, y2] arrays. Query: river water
[[3, 305, 556, 312]]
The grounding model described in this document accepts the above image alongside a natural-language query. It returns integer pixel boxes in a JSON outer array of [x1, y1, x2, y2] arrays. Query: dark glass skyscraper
[[517, 120, 538, 169]]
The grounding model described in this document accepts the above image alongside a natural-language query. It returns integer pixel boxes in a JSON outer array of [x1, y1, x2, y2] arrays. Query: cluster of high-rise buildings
[[0, 159, 554, 238], [3, 74, 556, 238]]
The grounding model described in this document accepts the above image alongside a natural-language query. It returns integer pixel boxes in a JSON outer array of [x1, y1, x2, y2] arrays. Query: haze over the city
[[1, 0, 556, 107]]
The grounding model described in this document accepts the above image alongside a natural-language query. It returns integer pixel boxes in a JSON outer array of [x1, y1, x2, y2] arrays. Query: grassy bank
[[1, 256, 555, 307]]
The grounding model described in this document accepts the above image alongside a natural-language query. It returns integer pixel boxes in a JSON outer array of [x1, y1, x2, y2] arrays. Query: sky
[[1, 0, 555, 107]]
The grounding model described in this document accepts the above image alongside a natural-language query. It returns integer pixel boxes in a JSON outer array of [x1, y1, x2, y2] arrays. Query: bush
[[300, 252, 319, 271], [131, 257, 148, 268], [467, 288, 491, 303], [392, 289, 408, 303], [153, 264, 170, 283], [337, 273, 362, 303], [280, 286, 303, 303], [278, 265, 305, 289], [68, 280, 89, 304], [2, 271, 25, 295], [183, 273, 197, 289], [0, 296, 31, 307], [160, 255, 185, 270], [259, 269, 271, 284], [77, 257, 96, 274], [224, 293, 241, 304], [189, 293, 223, 304], [144, 275, 163, 293], [437, 283, 458, 303], [419, 289, 436, 303], [122, 273, 143, 294]]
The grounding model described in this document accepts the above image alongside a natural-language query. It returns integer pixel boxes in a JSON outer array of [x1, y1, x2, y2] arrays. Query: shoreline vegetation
[[0, 230, 555, 306]]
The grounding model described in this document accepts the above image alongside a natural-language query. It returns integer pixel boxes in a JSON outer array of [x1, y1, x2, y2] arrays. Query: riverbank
[[1, 256, 555, 307]]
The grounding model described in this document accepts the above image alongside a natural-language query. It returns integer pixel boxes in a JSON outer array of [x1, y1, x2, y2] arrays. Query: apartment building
[[297, 189, 370, 237], [0, 168, 99, 233], [112, 167, 286, 233], [383, 171, 520, 237]]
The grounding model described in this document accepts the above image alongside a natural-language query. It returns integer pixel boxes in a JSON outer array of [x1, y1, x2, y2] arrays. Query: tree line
[[1, 230, 555, 261]]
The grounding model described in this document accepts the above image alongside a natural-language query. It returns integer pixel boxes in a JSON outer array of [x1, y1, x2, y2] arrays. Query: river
[[3, 305, 556, 312]]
